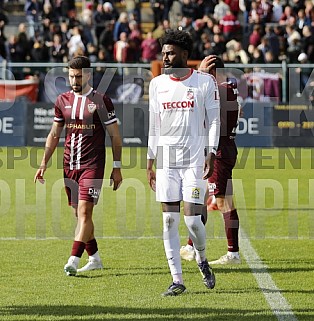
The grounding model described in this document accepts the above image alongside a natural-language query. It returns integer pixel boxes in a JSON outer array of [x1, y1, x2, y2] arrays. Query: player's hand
[[110, 168, 122, 191], [203, 153, 215, 180], [34, 166, 46, 184], [198, 55, 217, 73], [146, 168, 156, 192]]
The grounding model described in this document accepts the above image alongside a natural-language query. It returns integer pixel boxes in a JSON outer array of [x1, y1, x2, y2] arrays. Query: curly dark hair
[[68, 56, 91, 69], [160, 29, 193, 58]]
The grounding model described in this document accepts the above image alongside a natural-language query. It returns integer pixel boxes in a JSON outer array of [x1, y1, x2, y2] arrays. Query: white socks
[[90, 251, 101, 262], [69, 255, 80, 267], [162, 213, 207, 282], [228, 251, 240, 258], [163, 212, 183, 284], [184, 215, 207, 263]]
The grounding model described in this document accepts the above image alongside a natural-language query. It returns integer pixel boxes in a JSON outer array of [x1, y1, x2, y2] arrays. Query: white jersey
[[148, 68, 220, 168]]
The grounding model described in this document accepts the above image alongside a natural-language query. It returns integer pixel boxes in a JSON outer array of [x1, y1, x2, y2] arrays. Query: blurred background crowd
[[0, 0, 313, 71]]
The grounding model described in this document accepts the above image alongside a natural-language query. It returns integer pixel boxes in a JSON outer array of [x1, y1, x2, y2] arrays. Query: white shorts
[[155, 166, 207, 204]]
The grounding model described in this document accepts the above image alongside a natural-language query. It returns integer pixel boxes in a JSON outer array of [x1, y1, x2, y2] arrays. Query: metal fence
[[0, 60, 314, 104]]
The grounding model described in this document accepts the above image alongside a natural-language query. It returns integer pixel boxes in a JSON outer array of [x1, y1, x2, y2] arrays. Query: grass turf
[[0, 147, 313, 321]]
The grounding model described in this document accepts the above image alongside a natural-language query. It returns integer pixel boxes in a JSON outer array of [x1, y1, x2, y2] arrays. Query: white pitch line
[[0, 233, 303, 320], [0, 236, 164, 241], [0, 235, 310, 241], [240, 230, 298, 321]]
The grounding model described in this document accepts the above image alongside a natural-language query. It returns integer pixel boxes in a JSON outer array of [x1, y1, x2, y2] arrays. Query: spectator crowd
[[0, 0, 314, 73]]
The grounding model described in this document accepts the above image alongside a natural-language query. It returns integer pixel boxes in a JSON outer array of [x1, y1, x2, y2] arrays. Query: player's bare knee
[[77, 209, 93, 222], [216, 197, 226, 212]]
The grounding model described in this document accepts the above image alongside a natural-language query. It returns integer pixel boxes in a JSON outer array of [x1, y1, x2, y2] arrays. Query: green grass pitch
[[0, 147, 313, 321]]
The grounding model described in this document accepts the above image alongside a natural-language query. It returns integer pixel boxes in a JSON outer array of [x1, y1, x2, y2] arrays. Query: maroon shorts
[[208, 157, 236, 196], [64, 167, 105, 206]]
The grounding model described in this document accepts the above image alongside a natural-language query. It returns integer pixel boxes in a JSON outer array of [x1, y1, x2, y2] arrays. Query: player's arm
[[100, 94, 122, 190], [147, 159, 156, 192], [106, 121, 123, 191], [34, 121, 64, 183], [203, 76, 220, 180], [147, 79, 159, 192], [147, 111, 159, 192], [198, 55, 220, 179]]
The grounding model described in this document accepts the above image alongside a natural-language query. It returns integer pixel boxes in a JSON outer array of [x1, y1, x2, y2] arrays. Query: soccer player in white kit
[[147, 30, 221, 296]]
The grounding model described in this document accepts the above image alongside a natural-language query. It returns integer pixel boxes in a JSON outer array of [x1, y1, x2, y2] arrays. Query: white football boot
[[208, 253, 241, 265], [77, 258, 103, 272], [64, 256, 79, 276]]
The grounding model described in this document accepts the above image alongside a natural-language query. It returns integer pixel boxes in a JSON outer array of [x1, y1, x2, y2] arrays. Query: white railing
[[1, 60, 314, 103]]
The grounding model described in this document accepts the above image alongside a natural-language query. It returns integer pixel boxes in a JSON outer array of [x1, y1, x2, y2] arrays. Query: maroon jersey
[[216, 80, 240, 159], [54, 88, 117, 170]]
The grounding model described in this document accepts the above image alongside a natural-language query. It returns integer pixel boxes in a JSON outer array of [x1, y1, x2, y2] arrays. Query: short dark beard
[[72, 86, 82, 93], [72, 81, 88, 93], [163, 67, 189, 77]]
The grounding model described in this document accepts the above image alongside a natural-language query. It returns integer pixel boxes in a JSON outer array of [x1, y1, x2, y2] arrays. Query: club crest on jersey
[[87, 103, 97, 114], [191, 187, 200, 199], [186, 88, 194, 100]]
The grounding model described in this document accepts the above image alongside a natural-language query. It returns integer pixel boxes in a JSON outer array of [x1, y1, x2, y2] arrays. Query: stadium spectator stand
[[1, 0, 313, 65]]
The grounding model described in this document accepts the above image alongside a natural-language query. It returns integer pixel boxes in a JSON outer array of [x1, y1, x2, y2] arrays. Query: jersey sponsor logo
[[66, 123, 96, 129], [191, 187, 200, 199], [65, 105, 72, 109], [162, 101, 194, 110], [87, 103, 97, 114], [88, 187, 101, 199]]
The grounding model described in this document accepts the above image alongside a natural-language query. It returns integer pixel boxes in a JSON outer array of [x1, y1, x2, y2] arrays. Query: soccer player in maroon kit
[[34, 56, 123, 275], [180, 55, 241, 264]]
